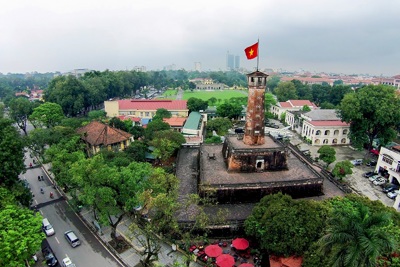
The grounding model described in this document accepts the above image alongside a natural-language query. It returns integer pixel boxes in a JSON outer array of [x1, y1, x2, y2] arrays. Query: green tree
[[318, 204, 396, 267], [44, 75, 89, 116], [265, 92, 277, 111], [187, 97, 208, 112], [150, 130, 185, 164], [0, 205, 44, 267], [208, 97, 217, 106], [109, 117, 128, 131], [275, 81, 298, 102], [302, 105, 311, 112], [317, 145, 336, 168], [70, 156, 153, 239], [88, 110, 107, 120], [152, 108, 172, 121], [8, 97, 34, 135], [204, 136, 222, 144], [216, 102, 243, 119], [267, 75, 281, 92], [337, 85, 400, 150], [29, 102, 65, 128], [0, 118, 25, 187], [245, 192, 328, 257], [206, 117, 232, 135], [124, 141, 147, 162], [144, 120, 170, 141], [129, 125, 145, 140], [332, 160, 353, 180]]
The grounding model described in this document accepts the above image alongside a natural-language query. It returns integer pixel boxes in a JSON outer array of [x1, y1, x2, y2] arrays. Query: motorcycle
[[40, 188, 44, 194], [50, 192, 54, 199]]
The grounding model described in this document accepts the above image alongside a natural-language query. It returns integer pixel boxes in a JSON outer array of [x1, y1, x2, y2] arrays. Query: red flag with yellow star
[[244, 42, 258, 60]]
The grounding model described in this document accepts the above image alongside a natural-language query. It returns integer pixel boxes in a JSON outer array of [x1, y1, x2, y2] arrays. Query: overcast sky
[[1, 0, 399, 76]]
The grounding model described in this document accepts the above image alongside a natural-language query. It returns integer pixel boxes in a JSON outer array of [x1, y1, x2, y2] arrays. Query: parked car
[[64, 230, 81, 248], [61, 257, 76, 267], [363, 171, 376, 178], [42, 218, 55, 236], [42, 240, 58, 267], [387, 190, 399, 199], [373, 177, 387, 186], [383, 183, 400, 193], [234, 128, 244, 134], [265, 123, 279, 129], [368, 175, 381, 182], [366, 160, 377, 167], [351, 159, 363, 166]]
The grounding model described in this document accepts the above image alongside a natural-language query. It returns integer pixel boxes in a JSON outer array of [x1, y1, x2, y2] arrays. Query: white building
[[271, 99, 318, 119], [300, 109, 350, 146]]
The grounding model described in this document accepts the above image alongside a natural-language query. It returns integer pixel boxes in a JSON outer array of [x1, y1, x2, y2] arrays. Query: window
[[315, 139, 320, 144], [316, 130, 321, 135], [341, 138, 346, 144], [323, 139, 328, 144], [382, 154, 394, 165], [145, 112, 149, 116], [334, 130, 339, 135], [343, 129, 348, 135], [325, 130, 330, 135], [332, 138, 338, 144]]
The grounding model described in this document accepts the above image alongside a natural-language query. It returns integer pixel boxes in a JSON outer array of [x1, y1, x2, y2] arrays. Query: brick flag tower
[[243, 71, 269, 145]]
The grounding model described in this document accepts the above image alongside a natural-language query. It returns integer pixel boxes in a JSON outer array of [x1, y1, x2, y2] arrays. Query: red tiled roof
[[309, 120, 349, 126], [279, 100, 318, 108], [270, 256, 302, 267], [163, 117, 187, 127], [279, 102, 292, 108], [76, 121, 132, 146], [118, 100, 187, 110], [288, 100, 317, 108], [118, 115, 141, 122]]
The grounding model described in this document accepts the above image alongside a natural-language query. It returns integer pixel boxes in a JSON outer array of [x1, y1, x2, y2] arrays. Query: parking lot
[[287, 130, 396, 208]]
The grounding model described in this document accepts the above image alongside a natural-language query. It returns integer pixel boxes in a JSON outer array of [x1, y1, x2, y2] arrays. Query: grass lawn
[[182, 90, 247, 101], [162, 89, 178, 99]]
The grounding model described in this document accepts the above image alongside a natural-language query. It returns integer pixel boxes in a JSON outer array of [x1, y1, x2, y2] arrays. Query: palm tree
[[318, 204, 396, 267]]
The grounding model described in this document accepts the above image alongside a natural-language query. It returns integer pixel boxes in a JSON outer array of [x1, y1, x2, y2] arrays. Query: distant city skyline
[[0, 0, 399, 76]]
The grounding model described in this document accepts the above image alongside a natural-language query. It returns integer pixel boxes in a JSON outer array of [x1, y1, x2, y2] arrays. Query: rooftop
[[117, 99, 188, 110], [76, 121, 132, 146]]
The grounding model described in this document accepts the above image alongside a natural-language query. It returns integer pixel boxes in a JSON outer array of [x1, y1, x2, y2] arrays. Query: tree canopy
[[337, 85, 400, 150], [29, 102, 65, 128], [187, 97, 208, 112], [245, 192, 328, 256], [0, 205, 44, 267], [216, 102, 243, 119], [317, 145, 336, 168]]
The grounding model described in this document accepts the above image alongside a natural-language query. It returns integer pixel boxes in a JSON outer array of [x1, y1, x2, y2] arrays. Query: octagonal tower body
[[243, 71, 269, 145]]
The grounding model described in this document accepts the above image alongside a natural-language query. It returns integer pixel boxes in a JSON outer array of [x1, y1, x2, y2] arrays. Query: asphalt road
[[20, 122, 124, 267]]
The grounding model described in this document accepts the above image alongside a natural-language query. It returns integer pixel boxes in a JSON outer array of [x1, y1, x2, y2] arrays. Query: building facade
[[300, 109, 350, 146], [104, 99, 188, 119]]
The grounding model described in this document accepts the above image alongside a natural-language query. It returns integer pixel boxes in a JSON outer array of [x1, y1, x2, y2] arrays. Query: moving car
[[61, 257, 76, 267], [64, 230, 81, 248], [387, 190, 399, 199], [42, 240, 58, 267], [42, 218, 55, 236]]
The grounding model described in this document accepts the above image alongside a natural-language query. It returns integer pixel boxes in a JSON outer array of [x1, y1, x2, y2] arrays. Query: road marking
[[34, 199, 38, 204], [40, 210, 43, 216], [55, 236, 60, 244]]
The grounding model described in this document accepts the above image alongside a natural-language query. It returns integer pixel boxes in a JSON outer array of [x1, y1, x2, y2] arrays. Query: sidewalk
[[41, 163, 201, 267]]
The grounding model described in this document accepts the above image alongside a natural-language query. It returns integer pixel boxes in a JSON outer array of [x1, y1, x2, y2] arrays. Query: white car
[[61, 257, 76, 267], [351, 159, 363, 166], [368, 175, 381, 182], [373, 177, 387, 186], [387, 190, 399, 199]]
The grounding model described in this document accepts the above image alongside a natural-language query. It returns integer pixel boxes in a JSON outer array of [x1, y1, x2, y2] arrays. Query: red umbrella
[[232, 238, 249, 250], [205, 244, 223, 258], [216, 254, 235, 267], [238, 264, 254, 267]]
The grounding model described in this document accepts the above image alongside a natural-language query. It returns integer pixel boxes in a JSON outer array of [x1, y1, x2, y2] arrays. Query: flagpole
[[256, 38, 259, 71]]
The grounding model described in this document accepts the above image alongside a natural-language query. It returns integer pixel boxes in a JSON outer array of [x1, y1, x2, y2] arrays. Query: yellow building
[[76, 121, 133, 156], [104, 99, 188, 119]]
